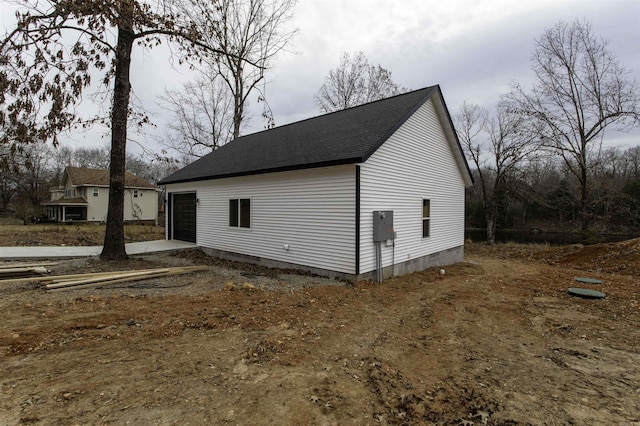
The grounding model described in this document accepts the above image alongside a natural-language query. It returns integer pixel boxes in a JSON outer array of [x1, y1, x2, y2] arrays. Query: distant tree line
[[464, 145, 640, 238], [0, 143, 179, 222], [457, 19, 639, 243], [312, 23, 639, 244]]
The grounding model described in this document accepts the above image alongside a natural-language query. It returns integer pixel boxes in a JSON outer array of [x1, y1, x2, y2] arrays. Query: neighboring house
[[43, 167, 159, 222], [159, 86, 473, 281]]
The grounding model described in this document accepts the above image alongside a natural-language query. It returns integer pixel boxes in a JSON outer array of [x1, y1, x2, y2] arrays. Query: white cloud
[[256, 0, 640, 146], [2, 0, 639, 153]]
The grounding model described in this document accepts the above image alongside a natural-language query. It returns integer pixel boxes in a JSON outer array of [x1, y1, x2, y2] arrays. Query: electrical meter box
[[373, 210, 394, 242]]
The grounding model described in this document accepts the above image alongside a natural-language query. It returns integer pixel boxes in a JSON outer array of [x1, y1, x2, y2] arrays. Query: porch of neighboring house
[[43, 198, 88, 222]]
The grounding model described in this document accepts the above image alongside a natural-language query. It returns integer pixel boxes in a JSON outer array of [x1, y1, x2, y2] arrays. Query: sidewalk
[[0, 240, 198, 260]]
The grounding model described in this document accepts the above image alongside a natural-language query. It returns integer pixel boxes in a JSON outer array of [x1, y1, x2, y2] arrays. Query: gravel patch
[[0, 248, 348, 301]]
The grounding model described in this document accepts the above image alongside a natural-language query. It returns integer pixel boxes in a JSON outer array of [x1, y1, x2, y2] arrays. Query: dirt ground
[[0, 240, 638, 425]]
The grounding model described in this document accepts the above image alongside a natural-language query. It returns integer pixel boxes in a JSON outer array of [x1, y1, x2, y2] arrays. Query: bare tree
[[160, 75, 234, 160], [508, 19, 640, 232], [456, 102, 534, 244], [16, 142, 54, 209], [49, 145, 74, 185], [180, 0, 298, 139], [315, 52, 408, 113], [622, 146, 640, 179], [125, 153, 178, 185], [73, 146, 111, 169], [1, 0, 239, 259]]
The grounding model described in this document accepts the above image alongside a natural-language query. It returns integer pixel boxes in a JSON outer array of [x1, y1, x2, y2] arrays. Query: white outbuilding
[[159, 86, 473, 281]]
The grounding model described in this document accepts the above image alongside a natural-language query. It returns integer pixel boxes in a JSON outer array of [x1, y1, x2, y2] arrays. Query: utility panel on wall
[[373, 210, 394, 242]]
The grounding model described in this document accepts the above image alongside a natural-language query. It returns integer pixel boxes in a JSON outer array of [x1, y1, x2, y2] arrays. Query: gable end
[[361, 86, 437, 163]]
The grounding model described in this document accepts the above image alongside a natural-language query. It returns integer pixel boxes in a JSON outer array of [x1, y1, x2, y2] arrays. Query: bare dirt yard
[[0, 239, 638, 425]]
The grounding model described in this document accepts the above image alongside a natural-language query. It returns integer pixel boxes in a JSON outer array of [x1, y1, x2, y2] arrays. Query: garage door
[[172, 193, 196, 243]]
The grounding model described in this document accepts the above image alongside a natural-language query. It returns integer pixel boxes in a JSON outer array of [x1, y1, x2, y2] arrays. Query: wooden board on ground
[[0, 262, 58, 269], [0, 266, 48, 275], [44, 266, 209, 292], [0, 265, 50, 279]]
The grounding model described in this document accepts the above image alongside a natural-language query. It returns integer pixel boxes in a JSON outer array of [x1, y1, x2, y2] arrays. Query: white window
[[229, 198, 251, 228], [133, 189, 139, 198], [93, 188, 99, 197], [422, 199, 430, 238]]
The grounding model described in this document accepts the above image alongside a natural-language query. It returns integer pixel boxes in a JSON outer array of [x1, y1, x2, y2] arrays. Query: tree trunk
[[579, 162, 590, 232], [232, 64, 244, 140], [486, 208, 496, 245], [485, 200, 498, 245], [100, 25, 134, 261], [233, 97, 242, 139]]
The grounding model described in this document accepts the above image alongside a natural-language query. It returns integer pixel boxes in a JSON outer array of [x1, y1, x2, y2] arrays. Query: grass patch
[[465, 241, 551, 259], [0, 217, 24, 225], [0, 223, 165, 246]]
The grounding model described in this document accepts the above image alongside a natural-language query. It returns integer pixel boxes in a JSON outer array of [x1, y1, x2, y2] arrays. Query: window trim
[[228, 198, 251, 229], [92, 188, 99, 197], [422, 199, 431, 239]]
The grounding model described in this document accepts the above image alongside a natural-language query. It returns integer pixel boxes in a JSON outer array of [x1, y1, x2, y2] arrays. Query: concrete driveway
[[0, 240, 198, 260]]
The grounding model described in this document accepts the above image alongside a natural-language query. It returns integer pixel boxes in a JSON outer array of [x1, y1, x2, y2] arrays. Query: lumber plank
[[0, 266, 49, 275], [47, 266, 208, 292], [0, 270, 125, 284], [0, 262, 58, 269], [47, 266, 208, 281], [47, 273, 168, 292], [0, 266, 207, 285], [42, 269, 162, 282], [0, 269, 136, 284], [46, 266, 206, 287], [46, 269, 171, 289]]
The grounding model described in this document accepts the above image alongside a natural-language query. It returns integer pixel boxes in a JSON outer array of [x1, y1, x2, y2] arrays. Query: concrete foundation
[[200, 245, 465, 283], [356, 245, 464, 281], [200, 247, 353, 281]]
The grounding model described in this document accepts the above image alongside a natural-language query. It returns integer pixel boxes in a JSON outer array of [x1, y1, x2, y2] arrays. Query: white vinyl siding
[[124, 188, 158, 221], [359, 97, 466, 274], [86, 186, 108, 221], [166, 165, 356, 273], [85, 187, 158, 222]]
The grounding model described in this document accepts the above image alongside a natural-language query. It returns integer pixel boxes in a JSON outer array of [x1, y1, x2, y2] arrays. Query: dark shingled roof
[[159, 86, 440, 185]]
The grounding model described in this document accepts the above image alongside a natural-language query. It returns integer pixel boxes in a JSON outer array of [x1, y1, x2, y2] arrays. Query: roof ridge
[[226, 86, 436, 143], [159, 85, 446, 185]]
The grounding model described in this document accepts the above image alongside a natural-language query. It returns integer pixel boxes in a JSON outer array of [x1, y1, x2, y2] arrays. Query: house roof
[[159, 85, 472, 185], [42, 197, 88, 206], [66, 167, 156, 189]]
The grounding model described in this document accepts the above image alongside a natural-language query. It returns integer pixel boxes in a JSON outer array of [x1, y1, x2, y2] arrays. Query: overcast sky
[[2, 0, 640, 155]]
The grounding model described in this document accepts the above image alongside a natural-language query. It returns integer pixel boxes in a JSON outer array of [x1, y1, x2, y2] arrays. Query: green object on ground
[[568, 288, 606, 299], [575, 277, 603, 284]]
